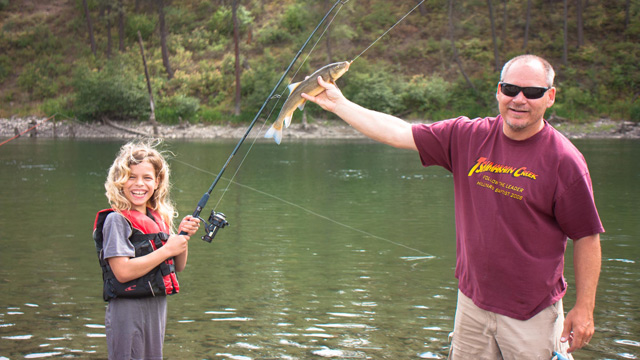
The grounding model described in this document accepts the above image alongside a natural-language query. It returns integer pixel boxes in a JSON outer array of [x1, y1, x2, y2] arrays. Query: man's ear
[[546, 87, 557, 108]]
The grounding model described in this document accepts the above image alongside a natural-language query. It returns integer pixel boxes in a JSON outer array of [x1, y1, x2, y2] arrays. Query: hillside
[[0, 0, 638, 124]]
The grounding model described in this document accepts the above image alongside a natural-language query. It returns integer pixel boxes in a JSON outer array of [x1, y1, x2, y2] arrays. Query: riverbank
[[1, 116, 639, 142]]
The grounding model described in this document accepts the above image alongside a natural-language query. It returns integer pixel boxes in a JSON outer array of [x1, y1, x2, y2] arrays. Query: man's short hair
[[500, 55, 555, 87]]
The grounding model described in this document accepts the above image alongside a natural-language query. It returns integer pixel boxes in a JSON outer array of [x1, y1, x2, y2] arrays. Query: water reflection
[[0, 139, 638, 359]]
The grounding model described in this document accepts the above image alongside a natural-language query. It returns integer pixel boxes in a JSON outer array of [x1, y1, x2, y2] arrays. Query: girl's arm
[[108, 234, 189, 283], [108, 215, 200, 282]]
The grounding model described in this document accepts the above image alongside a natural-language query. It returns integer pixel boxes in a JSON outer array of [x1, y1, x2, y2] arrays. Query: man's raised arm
[[302, 76, 417, 151]]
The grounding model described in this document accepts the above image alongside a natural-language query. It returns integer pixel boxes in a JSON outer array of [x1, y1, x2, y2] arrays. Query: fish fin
[[288, 82, 301, 93], [264, 124, 283, 145], [284, 114, 293, 128], [297, 99, 307, 112]]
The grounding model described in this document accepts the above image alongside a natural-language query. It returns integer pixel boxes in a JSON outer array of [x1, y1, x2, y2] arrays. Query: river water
[[0, 138, 638, 359]]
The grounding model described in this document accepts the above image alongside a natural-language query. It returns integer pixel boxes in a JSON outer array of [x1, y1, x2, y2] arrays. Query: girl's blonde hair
[[105, 139, 176, 230]]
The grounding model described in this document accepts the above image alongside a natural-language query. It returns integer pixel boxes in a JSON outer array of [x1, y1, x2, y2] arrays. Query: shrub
[[342, 64, 404, 114], [126, 14, 156, 41], [208, 5, 253, 37], [198, 106, 225, 124], [630, 97, 640, 122], [281, 4, 310, 33], [240, 53, 282, 114], [357, 2, 396, 33], [446, 76, 497, 120], [402, 75, 452, 116], [41, 95, 75, 119], [32, 24, 63, 53], [189, 62, 227, 107], [256, 25, 293, 46], [0, 55, 10, 83], [17, 57, 63, 100], [72, 63, 149, 121], [166, 6, 198, 33], [156, 94, 200, 124], [554, 85, 595, 122]]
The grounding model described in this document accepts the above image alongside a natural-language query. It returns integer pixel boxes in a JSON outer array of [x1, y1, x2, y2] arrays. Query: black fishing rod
[[182, 0, 346, 241]]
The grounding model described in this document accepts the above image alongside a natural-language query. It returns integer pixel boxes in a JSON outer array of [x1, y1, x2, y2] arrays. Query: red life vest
[[93, 208, 180, 301]]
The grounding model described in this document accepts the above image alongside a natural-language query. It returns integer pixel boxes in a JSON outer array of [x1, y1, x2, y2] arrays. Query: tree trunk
[[232, 0, 241, 116], [523, 0, 532, 50], [576, 0, 584, 48], [625, 0, 631, 30], [118, 0, 125, 52], [501, 0, 507, 46], [487, 0, 500, 72], [82, 0, 97, 56], [158, 0, 173, 80], [448, 0, 476, 92], [418, 0, 427, 16], [105, 4, 112, 59], [562, 0, 568, 65], [137, 31, 159, 135], [302, 107, 308, 129], [325, 0, 333, 63]]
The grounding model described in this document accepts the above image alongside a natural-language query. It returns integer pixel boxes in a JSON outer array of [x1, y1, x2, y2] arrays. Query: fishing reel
[[199, 210, 229, 243]]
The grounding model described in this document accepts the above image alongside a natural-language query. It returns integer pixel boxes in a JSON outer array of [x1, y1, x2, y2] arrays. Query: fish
[[265, 61, 351, 144]]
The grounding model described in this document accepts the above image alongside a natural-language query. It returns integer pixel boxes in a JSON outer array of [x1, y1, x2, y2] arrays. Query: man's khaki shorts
[[448, 290, 572, 360]]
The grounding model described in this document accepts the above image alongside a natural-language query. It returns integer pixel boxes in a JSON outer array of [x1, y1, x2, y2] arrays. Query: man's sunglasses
[[499, 82, 551, 99]]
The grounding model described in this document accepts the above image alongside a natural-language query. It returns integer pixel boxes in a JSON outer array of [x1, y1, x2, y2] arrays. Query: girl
[[93, 140, 200, 359]]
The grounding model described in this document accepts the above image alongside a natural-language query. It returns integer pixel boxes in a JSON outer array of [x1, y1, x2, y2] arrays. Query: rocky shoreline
[[1, 116, 639, 142]]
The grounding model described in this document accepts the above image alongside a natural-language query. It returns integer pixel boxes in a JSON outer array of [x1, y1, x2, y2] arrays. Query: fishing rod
[[182, 0, 347, 241]]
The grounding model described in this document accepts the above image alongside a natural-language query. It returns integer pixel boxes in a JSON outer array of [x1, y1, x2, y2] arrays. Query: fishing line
[[173, 158, 432, 257], [284, 1, 348, 91], [351, 0, 426, 63], [189, 0, 433, 251], [216, 0, 425, 204], [179, 0, 431, 251], [178, 0, 348, 238], [211, 1, 349, 212]]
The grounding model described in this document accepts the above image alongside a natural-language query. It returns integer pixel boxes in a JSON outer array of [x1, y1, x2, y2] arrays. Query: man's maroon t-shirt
[[412, 115, 604, 320]]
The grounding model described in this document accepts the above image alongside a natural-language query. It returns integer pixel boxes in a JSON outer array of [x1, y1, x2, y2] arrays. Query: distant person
[[93, 140, 200, 359], [302, 54, 604, 359]]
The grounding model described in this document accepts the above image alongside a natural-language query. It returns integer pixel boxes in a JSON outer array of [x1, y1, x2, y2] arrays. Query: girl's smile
[[123, 160, 158, 213]]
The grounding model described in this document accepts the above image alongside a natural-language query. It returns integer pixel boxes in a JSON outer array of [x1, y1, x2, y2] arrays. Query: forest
[[0, 0, 638, 126]]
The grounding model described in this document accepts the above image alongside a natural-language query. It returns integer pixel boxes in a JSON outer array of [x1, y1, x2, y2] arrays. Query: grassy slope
[[0, 0, 638, 122]]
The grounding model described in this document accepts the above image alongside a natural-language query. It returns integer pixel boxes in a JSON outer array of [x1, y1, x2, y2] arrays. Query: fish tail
[[264, 124, 283, 145]]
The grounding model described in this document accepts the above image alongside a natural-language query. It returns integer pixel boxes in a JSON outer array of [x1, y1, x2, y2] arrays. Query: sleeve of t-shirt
[[102, 212, 135, 260], [412, 119, 460, 172], [554, 172, 605, 240]]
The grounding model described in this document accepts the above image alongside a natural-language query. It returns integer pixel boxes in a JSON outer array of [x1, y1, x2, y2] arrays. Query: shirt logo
[[468, 157, 538, 180]]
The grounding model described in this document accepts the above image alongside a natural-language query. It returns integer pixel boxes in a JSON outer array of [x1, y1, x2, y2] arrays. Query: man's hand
[[561, 305, 594, 352], [562, 233, 601, 353], [301, 76, 345, 113]]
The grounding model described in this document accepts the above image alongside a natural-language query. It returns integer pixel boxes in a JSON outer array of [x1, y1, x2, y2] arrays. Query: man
[[302, 54, 603, 359]]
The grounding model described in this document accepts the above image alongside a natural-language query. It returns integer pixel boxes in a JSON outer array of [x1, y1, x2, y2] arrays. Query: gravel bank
[[2, 116, 639, 142]]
